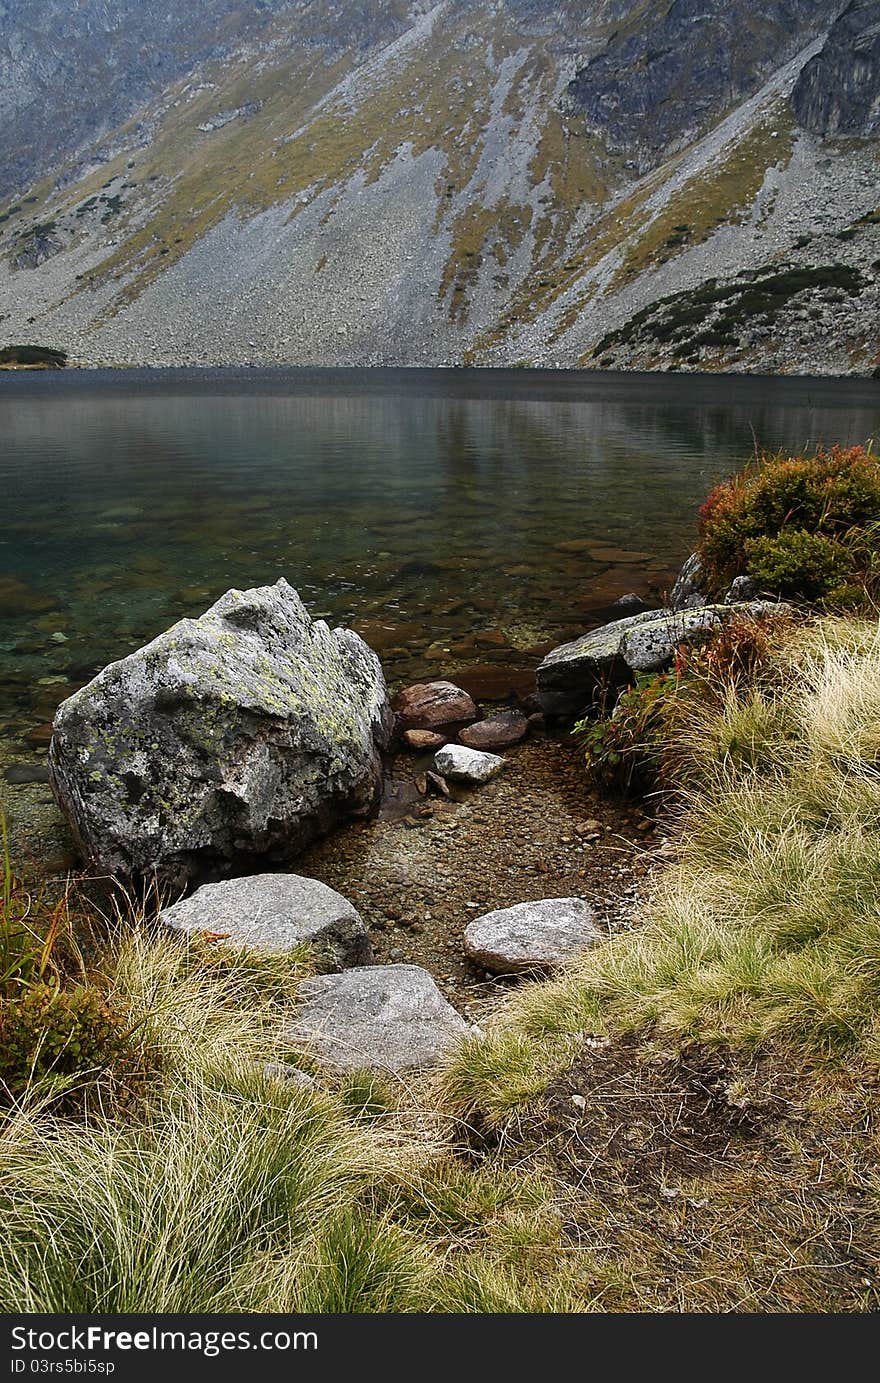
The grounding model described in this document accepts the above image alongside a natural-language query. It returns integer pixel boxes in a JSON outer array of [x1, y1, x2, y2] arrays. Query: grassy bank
[[3, 615, 880, 1311]]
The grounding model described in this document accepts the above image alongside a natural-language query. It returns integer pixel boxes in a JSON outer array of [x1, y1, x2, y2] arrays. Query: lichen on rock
[[48, 578, 392, 887]]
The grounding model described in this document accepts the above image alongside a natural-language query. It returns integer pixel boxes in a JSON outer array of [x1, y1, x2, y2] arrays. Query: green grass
[[5, 617, 880, 1311], [0, 932, 590, 1313], [443, 616, 880, 1125]]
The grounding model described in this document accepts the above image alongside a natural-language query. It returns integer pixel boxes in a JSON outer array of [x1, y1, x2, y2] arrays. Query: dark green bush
[[0, 344, 67, 368], [0, 983, 141, 1109], [697, 445, 880, 605], [743, 529, 855, 603]]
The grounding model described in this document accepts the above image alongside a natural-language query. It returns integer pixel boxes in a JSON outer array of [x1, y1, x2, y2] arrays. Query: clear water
[[1, 366, 879, 755]]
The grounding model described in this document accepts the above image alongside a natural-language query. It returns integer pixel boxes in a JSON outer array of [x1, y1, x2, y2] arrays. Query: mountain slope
[[0, 0, 877, 374]]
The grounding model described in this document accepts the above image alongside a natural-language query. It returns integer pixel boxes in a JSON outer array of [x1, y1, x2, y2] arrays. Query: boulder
[[48, 579, 392, 887], [458, 709, 528, 751], [669, 552, 708, 611], [464, 898, 603, 974], [433, 743, 505, 784], [392, 681, 477, 732], [160, 873, 372, 968], [282, 964, 470, 1073], [536, 602, 790, 716]]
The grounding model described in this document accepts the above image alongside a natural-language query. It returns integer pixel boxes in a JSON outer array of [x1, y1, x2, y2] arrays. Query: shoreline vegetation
[[2, 446, 880, 1312]]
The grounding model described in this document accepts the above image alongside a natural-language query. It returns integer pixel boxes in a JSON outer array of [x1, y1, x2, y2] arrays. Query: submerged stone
[[458, 709, 528, 751], [49, 578, 392, 887]]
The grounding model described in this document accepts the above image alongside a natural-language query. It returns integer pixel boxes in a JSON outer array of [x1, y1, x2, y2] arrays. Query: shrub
[[0, 344, 67, 367], [743, 529, 856, 603], [573, 671, 676, 791], [0, 983, 143, 1110], [697, 445, 880, 605], [575, 613, 796, 795]]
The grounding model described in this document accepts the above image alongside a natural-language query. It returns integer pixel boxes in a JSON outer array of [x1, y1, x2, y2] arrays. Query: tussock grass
[[444, 617, 880, 1125], [0, 932, 589, 1313]]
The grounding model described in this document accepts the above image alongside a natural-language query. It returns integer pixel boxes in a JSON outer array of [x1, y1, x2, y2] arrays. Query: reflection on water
[[1, 366, 878, 755]]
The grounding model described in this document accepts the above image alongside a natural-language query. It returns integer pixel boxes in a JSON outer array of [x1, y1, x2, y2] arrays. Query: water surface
[[2, 366, 878, 759]]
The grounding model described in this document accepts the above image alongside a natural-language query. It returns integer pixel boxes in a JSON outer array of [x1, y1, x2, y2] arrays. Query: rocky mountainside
[[0, 0, 877, 374]]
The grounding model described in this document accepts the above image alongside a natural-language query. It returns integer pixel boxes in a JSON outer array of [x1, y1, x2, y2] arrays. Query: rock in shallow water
[[48, 579, 392, 887], [463, 897, 603, 974], [458, 709, 528, 751], [160, 873, 372, 968], [282, 964, 470, 1072], [433, 743, 505, 784], [392, 681, 477, 731]]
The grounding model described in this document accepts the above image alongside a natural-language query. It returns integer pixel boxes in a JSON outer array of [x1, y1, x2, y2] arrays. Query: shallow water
[[1, 366, 879, 757]]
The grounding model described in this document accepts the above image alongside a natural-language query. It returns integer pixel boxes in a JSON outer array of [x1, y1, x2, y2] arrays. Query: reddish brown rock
[[403, 728, 446, 751], [392, 681, 477, 732], [459, 709, 528, 751]]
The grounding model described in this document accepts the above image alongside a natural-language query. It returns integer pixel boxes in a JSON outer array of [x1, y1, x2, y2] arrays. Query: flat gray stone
[[283, 964, 470, 1073], [160, 872, 372, 968], [464, 898, 603, 974], [536, 601, 791, 715], [433, 743, 505, 784]]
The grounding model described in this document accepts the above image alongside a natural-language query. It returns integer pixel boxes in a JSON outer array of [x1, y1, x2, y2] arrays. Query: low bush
[[0, 344, 67, 367], [697, 445, 880, 605]]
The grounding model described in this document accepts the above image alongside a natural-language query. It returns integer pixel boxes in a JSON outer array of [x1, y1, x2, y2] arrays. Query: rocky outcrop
[[567, 0, 831, 167], [536, 602, 791, 715], [433, 744, 505, 785], [791, 0, 880, 137], [48, 579, 392, 887], [160, 873, 372, 968], [458, 709, 528, 751], [282, 964, 470, 1073], [463, 898, 603, 975], [669, 553, 709, 611], [392, 681, 477, 733]]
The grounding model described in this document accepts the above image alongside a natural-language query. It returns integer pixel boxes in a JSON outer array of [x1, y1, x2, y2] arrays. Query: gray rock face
[[792, 0, 880, 137], [49, 579, 392, 887], [724, 574, 759, 603], [160, 873, 372, 968], [567, 0, 830, 167], [670, 553, 709, 611], [458, 709, 528, 751], [536, 602, 790, 715], [464, 898, 603, 975], [433, 744, 505, 784], [283, 964, 470, 1073], [392, 681, 478, 732]]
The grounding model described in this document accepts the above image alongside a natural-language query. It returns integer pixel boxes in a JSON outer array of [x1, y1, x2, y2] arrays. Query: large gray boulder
[[49, 579, 392, 887], [283, 964, 470, 1073], [464, 898, 603, 975], [536, 601, 790, 716], [160, 873, 372, 969]]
